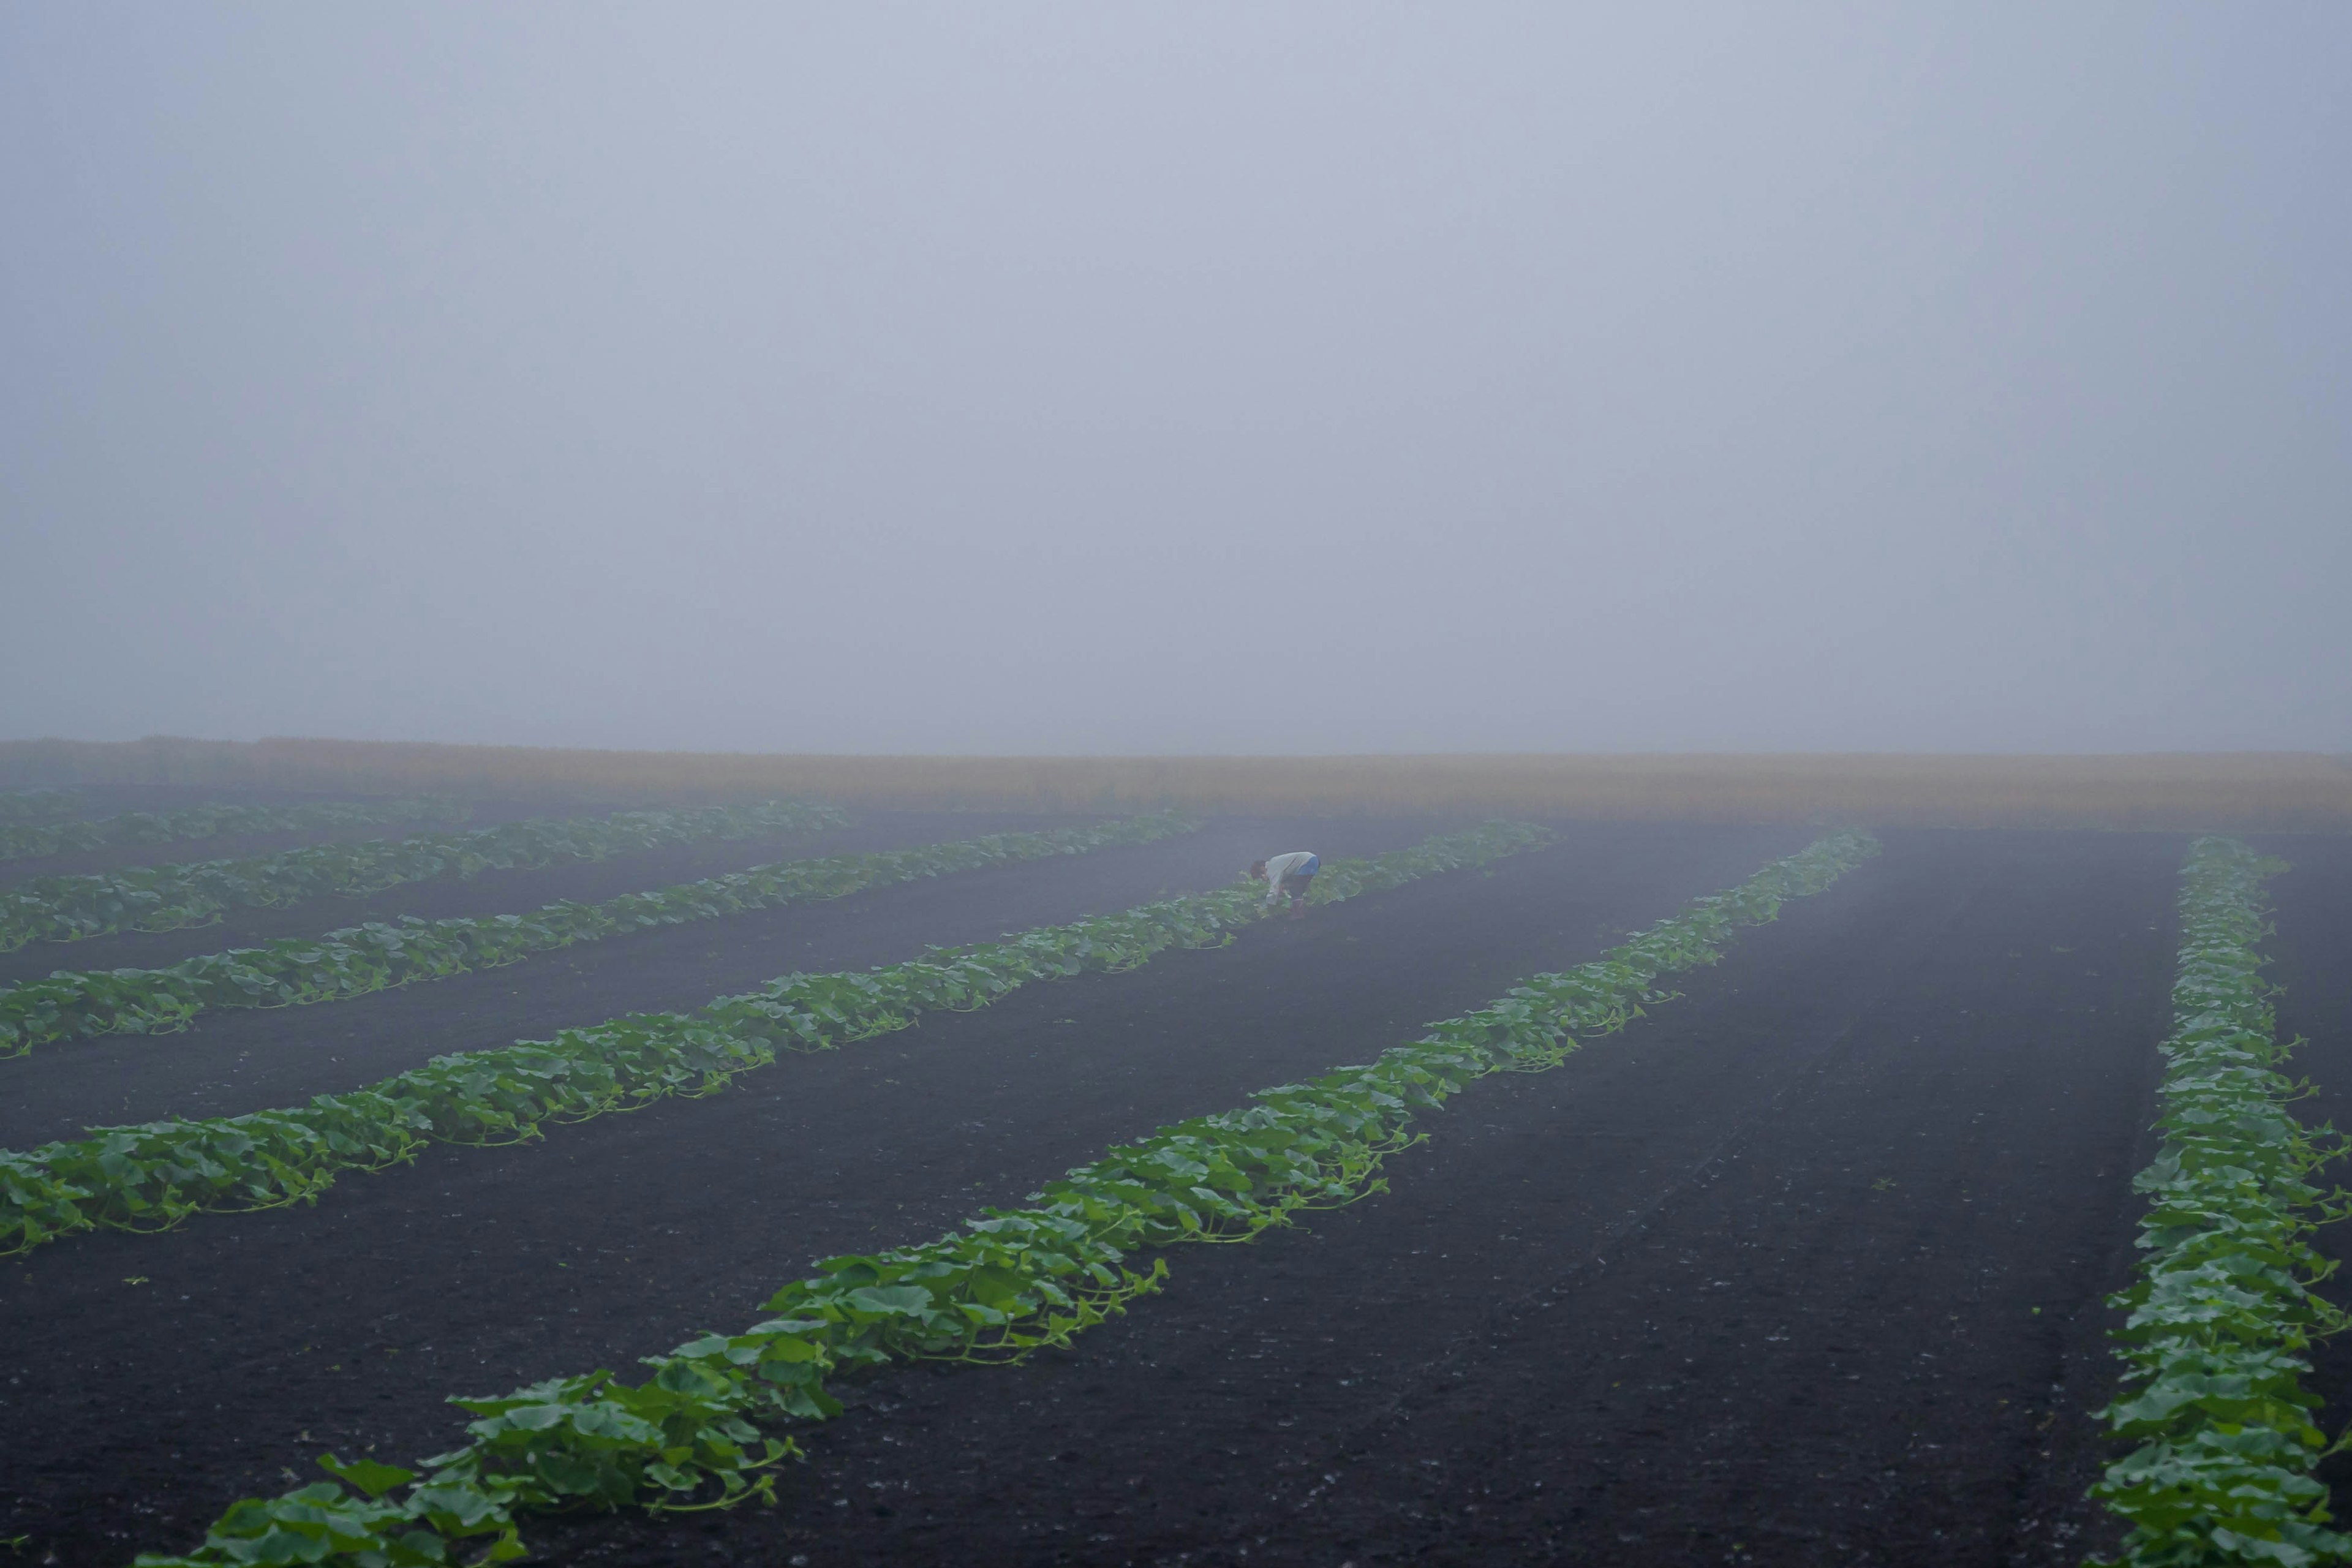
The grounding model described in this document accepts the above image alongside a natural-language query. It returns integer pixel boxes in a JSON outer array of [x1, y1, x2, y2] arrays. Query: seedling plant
[[2089, 837, 2352, 1567], [0, 788, 81, 823], [0, 812, 1200, 1057], [0, 800, 846, 951], [126, 830, 1877, 1566], [0, 821, 1551, 1258], [0, 796, 472, 863]]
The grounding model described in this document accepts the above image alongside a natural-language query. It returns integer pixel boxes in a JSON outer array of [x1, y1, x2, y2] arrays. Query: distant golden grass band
[[3, 737, 2347, 832]]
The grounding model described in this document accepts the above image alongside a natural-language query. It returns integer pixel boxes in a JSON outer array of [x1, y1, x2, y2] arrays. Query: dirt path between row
[[0, 821, 1793, 1563], [0, 813, 1422, 1145], [519, 828, 2187, 1568]]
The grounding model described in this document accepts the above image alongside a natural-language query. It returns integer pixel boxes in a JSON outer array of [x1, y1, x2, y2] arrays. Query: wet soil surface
[[0, 814, 1433, 1147], [0, 810, 1088, 986], [0, 827, 2225, 1567], [0, 820, 1787, 1565]]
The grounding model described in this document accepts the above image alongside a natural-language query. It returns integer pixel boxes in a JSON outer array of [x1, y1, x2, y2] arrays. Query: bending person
[[1251, 851, 1319, 920]]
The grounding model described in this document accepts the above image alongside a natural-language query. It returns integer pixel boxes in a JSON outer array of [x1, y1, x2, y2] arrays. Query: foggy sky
[[4, 6, 2346, 755]]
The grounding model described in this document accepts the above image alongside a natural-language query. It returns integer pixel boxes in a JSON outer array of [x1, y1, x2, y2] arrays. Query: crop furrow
[[1, 821, 1551, 1259], [2087, 837, 2352, 1567], [0, 798, 847, 952], [125, 829, 1877, 1567], [0, 812, 1202, 1057]]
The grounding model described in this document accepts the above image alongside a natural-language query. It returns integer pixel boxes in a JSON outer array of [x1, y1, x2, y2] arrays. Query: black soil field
[[0, 809, 1102, 984], [516, 828, 2187, 1568], [2, 826, 2269, 1567], [0, 813, 1436, 1147], [0, 820, 1792, 1565]]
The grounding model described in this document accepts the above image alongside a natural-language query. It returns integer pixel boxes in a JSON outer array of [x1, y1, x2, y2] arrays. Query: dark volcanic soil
[[526, 829, 2187, 1568], [0, 826, 2211, 1567], [0, 818, 1784, 1564], [0, 813, 1439, 1147]]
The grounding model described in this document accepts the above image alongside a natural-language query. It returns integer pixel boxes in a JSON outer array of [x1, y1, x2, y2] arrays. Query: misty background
[[2, 6, 2345, 756]]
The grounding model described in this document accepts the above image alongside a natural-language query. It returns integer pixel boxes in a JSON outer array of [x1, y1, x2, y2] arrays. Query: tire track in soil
[[0, 822, 1792, 1564], [0, 813, 1420, 1147], [521, 829, 2181, 1568]]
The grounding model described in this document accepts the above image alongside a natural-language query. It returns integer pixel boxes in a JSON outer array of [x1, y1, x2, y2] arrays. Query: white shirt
[[1262, 851, 1317, 903]]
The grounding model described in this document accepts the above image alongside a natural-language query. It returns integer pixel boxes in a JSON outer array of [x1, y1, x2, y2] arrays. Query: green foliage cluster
[[0, 800, 847, 953], [129, 829, 1878, 1567], [1, 821, 1550, 1260], [0, 788, 81, 822], [0, 797, 472, 864], [2090, 837, 2352, 1568], [0, 813, 1201, 1057]]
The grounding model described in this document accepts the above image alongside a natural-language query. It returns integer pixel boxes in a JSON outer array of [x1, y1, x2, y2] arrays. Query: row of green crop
[[2, 820, 1555, 1259], [0, 787, 80, 822], [0, 812, 1201, 1058], [2088, 838, 2352, 1567], [0, 797, 472, 864], [132, 827, 1881, 1567], [0, 799, 848, 952]]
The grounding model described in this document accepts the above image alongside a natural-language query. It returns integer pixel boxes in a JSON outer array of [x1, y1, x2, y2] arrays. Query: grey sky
[[4, 5, 2345, 755]]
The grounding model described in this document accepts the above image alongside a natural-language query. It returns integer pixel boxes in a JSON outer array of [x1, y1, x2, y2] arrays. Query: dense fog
[[3, 6, 2345, 754]]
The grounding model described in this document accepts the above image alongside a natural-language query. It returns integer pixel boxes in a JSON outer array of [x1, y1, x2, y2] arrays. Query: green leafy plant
[[0, 788, 80, 823], [2, 821, 1552, 1259], [0, 800, 848, 952], [128, 829, 1877, 1567], [2089, 837, 2352, 1567], [0, 797, 473, 864], [0, 813, 1203, 1057]]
